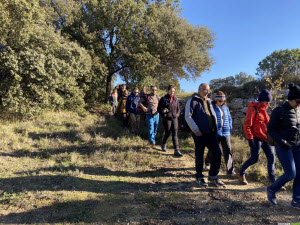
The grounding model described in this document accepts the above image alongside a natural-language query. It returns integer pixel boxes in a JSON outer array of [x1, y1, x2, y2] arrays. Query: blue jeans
[[146, 114, 159, 144], [240, 137, 276, 182], [192, 133, 222, 178], [270, 144, 300, 202]]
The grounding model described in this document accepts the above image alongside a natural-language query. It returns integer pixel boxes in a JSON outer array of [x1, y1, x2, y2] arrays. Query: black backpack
[[178, 107, 191, 132]]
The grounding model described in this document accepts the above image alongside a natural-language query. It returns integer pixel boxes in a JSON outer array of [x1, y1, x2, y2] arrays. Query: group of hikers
[[110, 82, 300, 209]]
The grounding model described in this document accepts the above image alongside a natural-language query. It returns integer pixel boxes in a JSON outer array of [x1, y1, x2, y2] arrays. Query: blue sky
[[117, 0, 300, 92]]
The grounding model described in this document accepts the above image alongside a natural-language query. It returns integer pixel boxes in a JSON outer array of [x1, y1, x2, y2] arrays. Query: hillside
[[0, 106, 299, 224]]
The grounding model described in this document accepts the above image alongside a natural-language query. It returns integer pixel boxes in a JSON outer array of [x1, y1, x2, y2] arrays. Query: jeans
[[240, 137, 276, 182], [192, 133, 222, 178], [205, 136, 235, 174], [162, 118, 179, 150], [270, 144, 300, 202], [146, 114, 159, 144]]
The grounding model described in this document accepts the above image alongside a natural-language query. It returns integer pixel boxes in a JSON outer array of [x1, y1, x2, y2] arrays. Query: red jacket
[[243, 101, 269, 142]]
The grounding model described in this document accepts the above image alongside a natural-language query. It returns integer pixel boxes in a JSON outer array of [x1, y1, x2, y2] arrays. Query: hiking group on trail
[[110, 82, 300, 210]]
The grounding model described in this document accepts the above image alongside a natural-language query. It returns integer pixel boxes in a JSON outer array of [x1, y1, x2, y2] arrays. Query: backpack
[[178, 107, 191, 132]]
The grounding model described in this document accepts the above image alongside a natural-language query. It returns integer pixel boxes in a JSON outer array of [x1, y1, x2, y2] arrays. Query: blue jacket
[[213, 103, 232, 138], [126, 93, 140, 114], [185, 95, 218, 135]]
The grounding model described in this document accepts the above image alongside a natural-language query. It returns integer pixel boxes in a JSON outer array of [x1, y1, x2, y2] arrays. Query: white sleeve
[[185, 98, 200, 134]]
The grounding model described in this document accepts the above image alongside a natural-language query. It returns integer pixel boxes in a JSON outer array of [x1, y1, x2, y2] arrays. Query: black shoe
[[208, 176, 225, 186], [195, 178, 208, 187], [161, 144, 167, 152], [174, 149, 183, 157]]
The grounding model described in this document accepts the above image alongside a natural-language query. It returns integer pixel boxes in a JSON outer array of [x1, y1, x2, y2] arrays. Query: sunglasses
[[295, 100, 300, 104], [217, 100, 225, 102]]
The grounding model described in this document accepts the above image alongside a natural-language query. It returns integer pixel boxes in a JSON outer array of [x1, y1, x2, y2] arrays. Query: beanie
[[288, 83, 300, 100], [258, 89, 272, 102]]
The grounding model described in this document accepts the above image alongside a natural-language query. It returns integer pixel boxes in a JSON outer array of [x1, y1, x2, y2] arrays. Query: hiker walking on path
[[266, 83, 300, 209], [185, 83, 224, 187], [116, 90, 129, 127], [158, 84, 183, 157], [110, 88, 118, 114], [238, 89, 276, 185], [126, 87, 141, 134], [138, 86, 160, 146], [205, 91, 235, 175]]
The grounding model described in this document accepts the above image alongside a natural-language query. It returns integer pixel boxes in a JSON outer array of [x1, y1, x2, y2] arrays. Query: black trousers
[[205, 136, 235, 174], [162, 118, 179, 150]]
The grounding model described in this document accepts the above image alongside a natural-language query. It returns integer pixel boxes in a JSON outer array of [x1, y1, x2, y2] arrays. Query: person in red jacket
[[237, 89, 276, 185]]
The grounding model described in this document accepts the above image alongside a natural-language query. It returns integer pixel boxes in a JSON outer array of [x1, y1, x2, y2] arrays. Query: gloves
[[248, 139, 255, 148], [281, 141, 292, 150]]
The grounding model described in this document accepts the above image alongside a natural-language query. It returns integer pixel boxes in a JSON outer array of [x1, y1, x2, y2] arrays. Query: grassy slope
[[0, 105, 299, 224]]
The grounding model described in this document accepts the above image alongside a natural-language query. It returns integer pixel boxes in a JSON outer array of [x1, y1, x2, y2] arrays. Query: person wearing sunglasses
[[266, 83, 300, 209], [238, 89, 276, 186], [126, 87, 141, 134], [205, 91, 235, 176]]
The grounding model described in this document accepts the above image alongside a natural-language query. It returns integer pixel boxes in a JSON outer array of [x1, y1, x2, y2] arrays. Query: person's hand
[[248, 139, 255, 148], [195, 131, 202, 136], [142, 107, 148, 113]]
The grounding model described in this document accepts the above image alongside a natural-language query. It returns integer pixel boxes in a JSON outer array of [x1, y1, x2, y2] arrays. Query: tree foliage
[[209, 72, 255, 90]]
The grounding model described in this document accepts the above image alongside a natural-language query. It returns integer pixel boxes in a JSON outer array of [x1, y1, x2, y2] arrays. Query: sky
[[117, 0, 300, 92]]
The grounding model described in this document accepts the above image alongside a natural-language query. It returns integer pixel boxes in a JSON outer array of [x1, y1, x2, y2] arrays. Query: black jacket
[[268, 101, 300, 147], [158, 95, 180, 119]]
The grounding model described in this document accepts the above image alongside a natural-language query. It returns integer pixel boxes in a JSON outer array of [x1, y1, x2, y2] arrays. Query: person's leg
[[153, 114, 159, 142], [122, 113, 127, 127], [292, 145, 300, 203], [192, 134, 206, 179], [270, 144, 296, 193], [136, 114, 141, 132], [162, 118, 171, 146], [206, 134, 222, 177], [171, 118, 179, 150], [204, 149, 213, 166], [129, 113, 136, 133], [219, 136, 235, 174], [240, 137, 262, 176], [146, 114, 155, 144], [261, 141, 276, 183]]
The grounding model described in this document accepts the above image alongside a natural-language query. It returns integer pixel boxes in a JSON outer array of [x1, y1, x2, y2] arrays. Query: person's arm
[[115, 98, 122, 114], [138, 96, 148, 112], [126, 96, 130, 114], [157, 96, 164, 114], [185, 98, 201, 135], [243, 106, 256, 140], [227, 106, 233, 130], [176, 98, 180, 117]]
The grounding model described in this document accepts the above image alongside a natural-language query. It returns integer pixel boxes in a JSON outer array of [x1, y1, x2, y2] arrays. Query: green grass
[[0, 104, 296, 224]]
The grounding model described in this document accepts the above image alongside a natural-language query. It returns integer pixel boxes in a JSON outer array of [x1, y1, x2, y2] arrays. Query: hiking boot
[[237, 173, 248, 185], [291, 200, 300, 210], [204, 163, 210, 171], [161, 144, 167, 152], [266, 186, 277, 205], [151, 142, 155, 147], [195, 178, 208, 187], [208, 176, 225, 186], [174, 149, 183, 157]]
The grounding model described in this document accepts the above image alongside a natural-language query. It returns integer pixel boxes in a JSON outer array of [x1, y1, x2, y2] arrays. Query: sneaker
[[266, 186, 277, 205], [195, 178, 208, 187], [151, 142, 155, 147], [237, 173, 248, 185], [204, 163, 210, 171], [161, 144, 167, 152], [208, 176, 225, 186], [291, 200, 300, 210]]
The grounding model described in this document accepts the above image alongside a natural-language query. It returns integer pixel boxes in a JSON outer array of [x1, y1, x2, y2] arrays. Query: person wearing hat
[[266, 83, 300, 209], [238, 89, 276, 185], [205, 91, 235, 175]]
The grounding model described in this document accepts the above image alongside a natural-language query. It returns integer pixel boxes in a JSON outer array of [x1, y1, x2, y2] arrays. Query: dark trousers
[[121, 113, 129, 127], [192, 133, 222, 178], [240, 137, 276, 182], [162, 118, 179, 150], [205, 136, 235, 174]]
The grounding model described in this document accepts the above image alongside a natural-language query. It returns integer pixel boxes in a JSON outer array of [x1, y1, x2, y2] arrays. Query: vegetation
[[0, 107, 299, 224]]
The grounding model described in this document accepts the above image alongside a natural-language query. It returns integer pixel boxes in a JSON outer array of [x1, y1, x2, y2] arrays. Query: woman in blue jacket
[[205, 91, 235, 175]]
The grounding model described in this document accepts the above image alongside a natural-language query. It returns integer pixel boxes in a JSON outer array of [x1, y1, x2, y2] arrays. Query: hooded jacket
[[244, 101, 269, 142], [184, 95, 218, 135], [126, 92, 140, 114]]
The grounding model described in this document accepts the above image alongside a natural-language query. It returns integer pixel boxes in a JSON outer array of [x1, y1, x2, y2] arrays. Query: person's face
[[151, 87, 157, 94], [216, 99, 224, 106], [260, 101, 269, 109], [290, 99, 300, 109], [168, 88, 175, 96], [198, 85, 210, 98], [134, 89, 139, 96]]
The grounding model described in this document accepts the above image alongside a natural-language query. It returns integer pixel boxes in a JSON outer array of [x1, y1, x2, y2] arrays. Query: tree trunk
[[105, 73, 113, 103]]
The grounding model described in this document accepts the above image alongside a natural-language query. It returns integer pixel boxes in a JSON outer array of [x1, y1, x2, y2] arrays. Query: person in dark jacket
[[205, 91, 235, 175], [116, 90, 129, 127], [238, 89, 276, 185], [185, 83, 224, 187], [126, 87, 141, 134], [158, 84, 183, 157], [266, 84, 300, 209]]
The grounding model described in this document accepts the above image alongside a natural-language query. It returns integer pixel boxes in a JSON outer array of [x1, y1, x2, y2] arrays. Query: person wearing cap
[[266, 84, 300, 209], [238, 89, 276, 185], [205, 91, 235, 175]]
